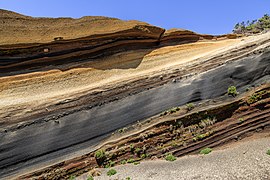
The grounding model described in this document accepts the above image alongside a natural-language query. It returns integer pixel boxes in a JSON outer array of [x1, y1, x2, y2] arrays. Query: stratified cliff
[[0, 9, 269, 180]]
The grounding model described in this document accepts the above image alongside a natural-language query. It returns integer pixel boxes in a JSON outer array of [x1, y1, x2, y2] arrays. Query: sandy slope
[[80, 133, 270, 180]]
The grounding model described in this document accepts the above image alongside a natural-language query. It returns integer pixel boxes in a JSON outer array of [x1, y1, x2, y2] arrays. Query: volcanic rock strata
[[18, 85, 270, 179], [0, 10, 269, 179]]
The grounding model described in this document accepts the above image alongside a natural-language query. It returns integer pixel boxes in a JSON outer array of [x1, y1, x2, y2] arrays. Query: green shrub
[[194, 131, 214, 141], [105, 160, 115, 168], [69, 175, 76, 180], [109, 160, 116, 167], [247, 90, 267, 104], [165, 153, 176, 161], [121, 160, 127, 164], [169, 107, 180, 113], [127, 159, 135, 163], [140, 154, 146, 159], [95, 149, 106, 165], [118, 127, 128, 133], [87, 176, 94, 180], [186, 103, 195, 111], [107, 169, 117, 176], [227, 86, 238, 97], [238, 118, 244, 123], [126, 177, 131, 180], [95, 149, 105, 159], [133, 161, 140, 165], [200, 148, 212, 155], [266, 149, 270, 155], [160, 107, 180, 116]]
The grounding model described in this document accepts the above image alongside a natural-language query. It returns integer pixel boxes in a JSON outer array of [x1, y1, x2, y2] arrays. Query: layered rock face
[[0, 9, 164, 76], [0, 9, 238, 76], [0, 9, 269, 179]]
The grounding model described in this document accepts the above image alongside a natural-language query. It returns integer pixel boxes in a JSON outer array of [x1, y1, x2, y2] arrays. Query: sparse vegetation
[[118, 127, 128, 133], [133, 161, 140, 165], [200, 147, 212, 155], [87, 176, 94, 180], [247, 90, 267, 104], [160, 111, 168, 116], [107, 169, 117, 176], [233, 14, 270, 34], [186, 103, 195, 111], [227, 86, 238, 97], [127, 158, 135, 163], [95, 149, 106, 165], [165, 153, 176, 161], [95, 149, 105, 159], [69, 175, 76, 180], [140, 154, 147, 159], [193, 131, 214, 141], [105, 160, 116, 168], [160, 107, 180, 116], [169, 107, 180, 113], [121, 160, 127, 164], [199, 117, 216, 128], [238, 118, 244, 124]]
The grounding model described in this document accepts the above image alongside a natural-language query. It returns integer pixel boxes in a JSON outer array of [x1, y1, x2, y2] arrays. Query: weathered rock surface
[[0, 9, 163, 45], [0, 10, 269, 179], [161, 28, 202, 44]]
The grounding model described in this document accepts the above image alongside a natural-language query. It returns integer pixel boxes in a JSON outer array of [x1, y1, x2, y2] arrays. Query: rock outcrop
[[160, 28, 201, 44], [0, 10, 269, 180], [0, 9, 231, 76]]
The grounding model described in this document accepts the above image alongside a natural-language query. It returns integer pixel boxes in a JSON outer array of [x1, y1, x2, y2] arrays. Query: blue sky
[[1, 0, 269, 35]]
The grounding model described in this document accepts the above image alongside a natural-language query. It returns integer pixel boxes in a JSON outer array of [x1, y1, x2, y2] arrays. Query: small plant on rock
[[247, 90, 267, 104], [118, 127, 128, 133], [165, 153, 176, 161], [95, 149, 105, 159], [69, 175, 76, 180], [87, 176, 94, 180], [95, 149, 106, 166], [227, 86, 238, 97], [200, 147, 212, 155], [140, 154, 147, 159], [105, 160, 116, 168], [107, 169, 117, 176], [238, 118, 244, 124], [267, 149, 270, 155], [186, 103, 195, 111], [121, 160, 127, 164], [127, 158, 135, 163]]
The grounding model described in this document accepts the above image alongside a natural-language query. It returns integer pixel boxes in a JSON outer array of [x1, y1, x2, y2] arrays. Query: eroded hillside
[[0, 9, 269, 179]]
